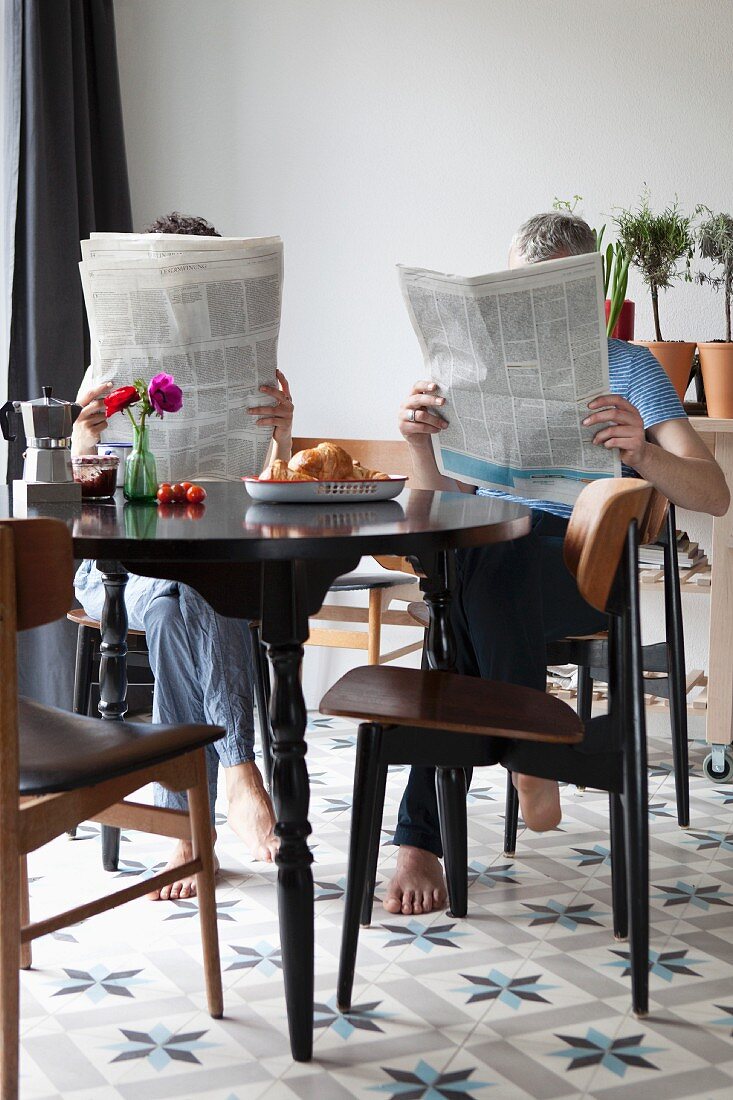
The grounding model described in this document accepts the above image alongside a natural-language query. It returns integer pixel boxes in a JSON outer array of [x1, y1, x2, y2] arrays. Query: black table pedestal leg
[[97, 561, 129, 872], [267, 638, 313, 1062], [415, 550, 457, 673]]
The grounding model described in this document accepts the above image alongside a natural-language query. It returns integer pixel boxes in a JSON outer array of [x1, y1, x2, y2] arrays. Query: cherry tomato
[[186, 484, 207, 504], [156, 484, 175, 504], [181, 481, 193, 491], [171, 482, 188, 503], [186, 502, 205, 521]]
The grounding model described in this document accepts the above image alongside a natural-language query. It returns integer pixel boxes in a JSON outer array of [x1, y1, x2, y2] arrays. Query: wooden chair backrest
[[0, 519, 75, 632], [291, 437, 412, 477], [564, 479, 652, 612], [639, 487, 669, 545]]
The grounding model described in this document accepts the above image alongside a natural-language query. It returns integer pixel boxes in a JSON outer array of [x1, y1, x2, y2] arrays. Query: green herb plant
[[697, 210, 733, 342], [614, 192, 697, 342]]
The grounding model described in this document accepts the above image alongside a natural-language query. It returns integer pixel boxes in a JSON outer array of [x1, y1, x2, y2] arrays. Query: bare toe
[[148, 840, 217, 902], [383, 847, 447, 917]]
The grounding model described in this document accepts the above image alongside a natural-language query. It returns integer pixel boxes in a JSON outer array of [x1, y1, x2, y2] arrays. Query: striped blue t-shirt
[[476, 339, 687, 518]]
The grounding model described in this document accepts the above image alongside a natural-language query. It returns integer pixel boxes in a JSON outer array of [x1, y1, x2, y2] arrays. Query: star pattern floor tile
[[18, 709, 733, 1099]]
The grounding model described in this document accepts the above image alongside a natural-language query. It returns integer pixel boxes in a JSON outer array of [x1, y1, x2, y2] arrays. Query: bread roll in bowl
[[262, 442, 391, 482], [262, 459, 316, 482], [288, 442, 354, 480]]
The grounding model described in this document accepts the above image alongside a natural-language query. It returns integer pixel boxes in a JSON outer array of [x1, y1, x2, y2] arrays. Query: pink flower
[[148, 373, 183, 415]]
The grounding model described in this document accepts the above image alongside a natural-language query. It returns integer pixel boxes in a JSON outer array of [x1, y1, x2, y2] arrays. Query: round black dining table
[[5, 482, 530, 1061]]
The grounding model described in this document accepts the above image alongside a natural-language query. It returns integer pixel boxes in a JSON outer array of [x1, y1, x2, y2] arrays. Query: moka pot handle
[[0, 401, 16, 442]]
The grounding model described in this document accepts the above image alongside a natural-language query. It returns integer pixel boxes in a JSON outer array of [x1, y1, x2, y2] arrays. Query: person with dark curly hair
[[145, 211, 222, 236], [72, 214, 294, 899]]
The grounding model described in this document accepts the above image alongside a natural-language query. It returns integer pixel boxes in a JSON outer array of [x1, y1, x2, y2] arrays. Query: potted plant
[[614, 193, 697, 400], [596, 227, 633, 338], [696, 210, 733, 417]]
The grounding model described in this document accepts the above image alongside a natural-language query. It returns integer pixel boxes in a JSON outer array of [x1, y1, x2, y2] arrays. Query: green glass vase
[[124, 423, 158, 502]]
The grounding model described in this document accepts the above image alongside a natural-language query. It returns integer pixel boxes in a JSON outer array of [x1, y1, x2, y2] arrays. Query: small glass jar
[[71, 455, 119, 500]]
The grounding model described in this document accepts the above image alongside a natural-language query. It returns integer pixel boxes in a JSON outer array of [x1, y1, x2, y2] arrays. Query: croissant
[[288, 442, 354, 480], [262, 459, 316, 482], [351, 461, 390, 481]]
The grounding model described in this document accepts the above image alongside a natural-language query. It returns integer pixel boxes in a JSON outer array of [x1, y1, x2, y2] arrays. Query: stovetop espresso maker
[[1, 386, 83, 503]]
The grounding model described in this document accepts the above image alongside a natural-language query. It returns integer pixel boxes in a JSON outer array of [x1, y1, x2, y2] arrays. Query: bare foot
[[383, 845, 448, 916], [226, 761, 279, 862], [514, 773, 562, 831], [148, 838, 220, 901]]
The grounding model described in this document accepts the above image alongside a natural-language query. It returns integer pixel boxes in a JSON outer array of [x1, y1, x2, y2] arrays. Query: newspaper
[[79, 234, 283, 482], [399, 252, 621, 505]]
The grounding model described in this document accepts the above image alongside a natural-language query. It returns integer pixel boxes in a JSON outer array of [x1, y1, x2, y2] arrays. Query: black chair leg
[[623, 532, 650, 1016], [338, 723, 383, 1012], [436, 766, 468, 918], [249, 623, 274, 791], [609, 792, 628, 940], [360, 764, 388, 927], [664, 506, 690, 828], [503, 772, 519, 857], [73, 625, 95, 717], [576, 664, 594, 724], [69, 625, 96, 840], [101, 826, 121, 871]]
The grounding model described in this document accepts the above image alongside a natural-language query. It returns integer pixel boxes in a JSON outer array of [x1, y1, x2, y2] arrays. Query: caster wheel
[[703, 749, 733, 783]]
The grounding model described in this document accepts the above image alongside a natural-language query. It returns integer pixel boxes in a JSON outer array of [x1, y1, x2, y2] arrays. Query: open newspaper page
[[399, 252, 620, 506], [81, 233, 282, 262], [79, 237, 282, 482]]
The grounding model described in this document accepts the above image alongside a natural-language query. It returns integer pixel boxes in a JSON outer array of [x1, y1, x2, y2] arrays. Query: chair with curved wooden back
[[503, 486, 689, 861], [1, 519, 224, 1100], [320, 478, 653, 1019]]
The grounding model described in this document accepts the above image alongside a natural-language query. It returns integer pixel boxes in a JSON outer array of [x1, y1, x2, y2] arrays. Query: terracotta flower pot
[[604, 299, 635, 340], [698, 343, 733, 418], [630, 341, 697, 402]]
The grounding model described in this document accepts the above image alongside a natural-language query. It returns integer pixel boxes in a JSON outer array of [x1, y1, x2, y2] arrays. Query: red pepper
[[104, 385, 140, 418]]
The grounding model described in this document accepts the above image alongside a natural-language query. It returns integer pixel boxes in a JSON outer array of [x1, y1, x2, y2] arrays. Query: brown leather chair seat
[[19, 697, 222, 796]]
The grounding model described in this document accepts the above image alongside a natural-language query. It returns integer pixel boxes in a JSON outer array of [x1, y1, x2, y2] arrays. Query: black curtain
[[7, 0, 132, 706]]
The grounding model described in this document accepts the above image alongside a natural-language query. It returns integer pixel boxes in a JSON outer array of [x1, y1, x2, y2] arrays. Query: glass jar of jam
[[71, 455, 119, 500]]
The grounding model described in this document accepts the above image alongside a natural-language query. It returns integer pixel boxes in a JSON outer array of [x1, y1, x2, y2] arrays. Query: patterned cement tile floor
[[19, 708, 733, 1100]]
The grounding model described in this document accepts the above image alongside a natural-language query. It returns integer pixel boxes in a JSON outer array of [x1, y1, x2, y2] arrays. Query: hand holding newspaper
[[399, 253, 621, 506], [79, 232, 283, 483]]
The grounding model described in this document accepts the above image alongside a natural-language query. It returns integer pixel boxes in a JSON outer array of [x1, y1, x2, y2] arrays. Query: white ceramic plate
[[243, 475, 407, 503]]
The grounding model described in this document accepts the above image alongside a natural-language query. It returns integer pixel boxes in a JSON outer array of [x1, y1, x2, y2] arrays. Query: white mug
[[97, 442, 133, 487]]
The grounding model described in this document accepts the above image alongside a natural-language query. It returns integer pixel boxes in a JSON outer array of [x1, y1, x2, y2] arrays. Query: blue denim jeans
[[74, 561, 255, 824], [394, 510, 608, 856]]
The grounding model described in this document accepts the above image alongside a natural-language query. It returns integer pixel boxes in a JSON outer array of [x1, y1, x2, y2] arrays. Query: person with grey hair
[[384, 211, 729, 918], [509, 209, 597, 263]]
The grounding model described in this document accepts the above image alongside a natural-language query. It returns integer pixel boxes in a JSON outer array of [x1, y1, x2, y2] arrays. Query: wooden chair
[[291, 437, 423, 666], [1, 518, 224, 1100], [503, 490, 689, 854], [320, 479, 653, 1017]]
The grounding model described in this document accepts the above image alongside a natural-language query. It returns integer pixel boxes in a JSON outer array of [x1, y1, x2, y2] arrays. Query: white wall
[[114, 0, 732, 687]]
